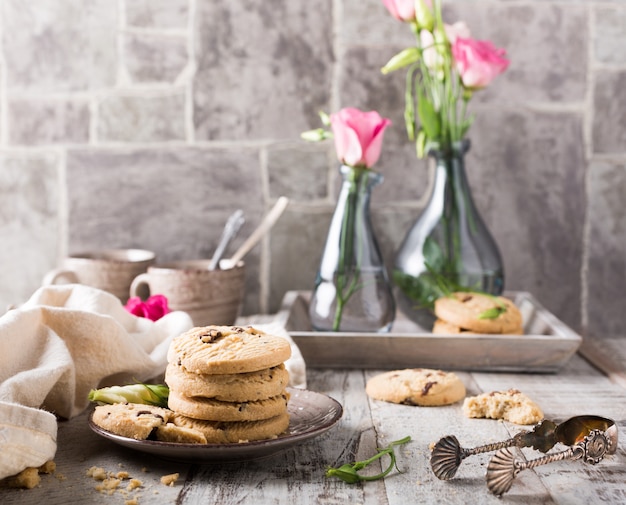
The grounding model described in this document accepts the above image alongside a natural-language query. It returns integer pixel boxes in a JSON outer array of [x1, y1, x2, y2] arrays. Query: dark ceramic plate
[[88, 388, 342, 463]]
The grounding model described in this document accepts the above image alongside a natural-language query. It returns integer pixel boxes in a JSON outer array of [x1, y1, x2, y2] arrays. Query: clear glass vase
[[309, 165, 396, 333], [393, 140, 504, 329]]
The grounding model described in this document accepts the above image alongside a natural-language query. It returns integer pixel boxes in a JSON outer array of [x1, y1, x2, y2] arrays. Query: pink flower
[[421, 22, 472, 71], [330, 108, 392, 169], [382, 0, 432, 24], [445, 22, 471, 44], [124, 294, 170, 321], [452, 37, 510, 89], [381, 0, 416, 22]]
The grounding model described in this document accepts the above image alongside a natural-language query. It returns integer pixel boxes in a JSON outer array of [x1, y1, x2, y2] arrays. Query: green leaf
[[478, 306, 506, 320], [88, 383, 170, 408], [325, 464, 361, 484], [381, 47, 420, 75], [422, 237, 446, 272], [416, 87, 440, 140]]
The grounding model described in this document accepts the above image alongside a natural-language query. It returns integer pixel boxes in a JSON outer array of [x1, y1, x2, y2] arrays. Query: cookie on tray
[[432, 318, 476, 335], [171, 412, 290, 444], [165, 363, 289, 402], [434, 292, 523, 334], [168, 390, 290, 422], [167, 325, 292, 375], [365, 368, 466, 406], [462, 389, 543, 425]]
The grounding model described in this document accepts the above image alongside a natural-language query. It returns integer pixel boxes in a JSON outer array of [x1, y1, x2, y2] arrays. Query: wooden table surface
[[2, 344, 625, 505]]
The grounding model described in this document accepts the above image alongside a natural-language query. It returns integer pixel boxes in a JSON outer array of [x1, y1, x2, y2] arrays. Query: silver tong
[[430, 415, 618, 496]]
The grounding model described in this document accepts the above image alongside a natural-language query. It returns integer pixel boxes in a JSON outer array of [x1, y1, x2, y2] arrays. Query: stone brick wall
[[1, 0, 624, 338]]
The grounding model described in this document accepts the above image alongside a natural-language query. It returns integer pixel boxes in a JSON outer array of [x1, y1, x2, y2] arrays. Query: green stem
[[332, 167, 366, 331], [325, 436, 411, 484]]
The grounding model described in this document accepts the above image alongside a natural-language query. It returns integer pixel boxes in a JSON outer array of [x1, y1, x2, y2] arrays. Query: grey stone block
[[8, 99, 90, 146], [0, 153, 60, 308], [3, 0, 117, 92], [593, 69, 626, 154], [126, 0, 189, 29], [266, 142, 331, 201], [594, 6, 626, 65], [124, 33, 189, 84], [587, 160, 626, 338], [193, 0, 334, 140], [98, 91, 186, 142]]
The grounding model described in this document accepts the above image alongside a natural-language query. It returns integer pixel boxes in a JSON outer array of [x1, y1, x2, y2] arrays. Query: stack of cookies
[[164, 325, 293, 443], [432, 292, 523, 335]]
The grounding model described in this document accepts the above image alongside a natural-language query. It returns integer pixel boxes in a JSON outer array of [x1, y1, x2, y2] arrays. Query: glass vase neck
[[340, 165, 383, 190], [427, 139, 471, 159]]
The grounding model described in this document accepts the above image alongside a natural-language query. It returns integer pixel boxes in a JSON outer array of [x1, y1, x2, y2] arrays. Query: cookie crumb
[[160, 473, 180, 486], [38, 461, 56, 474], [86, 466, 108, 481], [1, 467, 41, 489], [161, 473, 180, 487], [96, 477, 121, 493], [127, 478, 143, 491]]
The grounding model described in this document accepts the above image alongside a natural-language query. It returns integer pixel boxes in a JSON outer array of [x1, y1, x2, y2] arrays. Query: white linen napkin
[[0, 284, 194, 480], [0, 284, 306, 480]]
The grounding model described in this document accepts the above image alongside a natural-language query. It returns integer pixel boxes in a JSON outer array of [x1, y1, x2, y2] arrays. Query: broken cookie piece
[[462, 389, 543, 425]]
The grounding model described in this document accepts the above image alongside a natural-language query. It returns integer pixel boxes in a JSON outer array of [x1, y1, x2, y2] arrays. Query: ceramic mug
[[129, 260, 246, 327], [43, 249, 156, 303]]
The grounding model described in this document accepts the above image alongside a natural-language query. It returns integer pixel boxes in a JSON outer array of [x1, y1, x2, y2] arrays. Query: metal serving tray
[[276, 291, 582, 373]]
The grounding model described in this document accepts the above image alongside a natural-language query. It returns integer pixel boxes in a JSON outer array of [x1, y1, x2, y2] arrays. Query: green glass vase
[[394, 140, 504, 329]]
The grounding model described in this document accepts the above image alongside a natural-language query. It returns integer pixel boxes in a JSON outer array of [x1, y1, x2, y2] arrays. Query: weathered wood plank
[[2, 354, 625, 504]]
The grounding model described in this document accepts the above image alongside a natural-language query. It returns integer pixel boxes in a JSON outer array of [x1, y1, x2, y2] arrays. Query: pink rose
[[124, 294, 171, 321], [452, 37, 510, 89], [330, 108, 392, 169]]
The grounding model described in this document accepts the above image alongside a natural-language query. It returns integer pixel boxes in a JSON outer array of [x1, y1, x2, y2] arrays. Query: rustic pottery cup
[[129, 260, 246, 327], [42, 249, 156, 304]]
